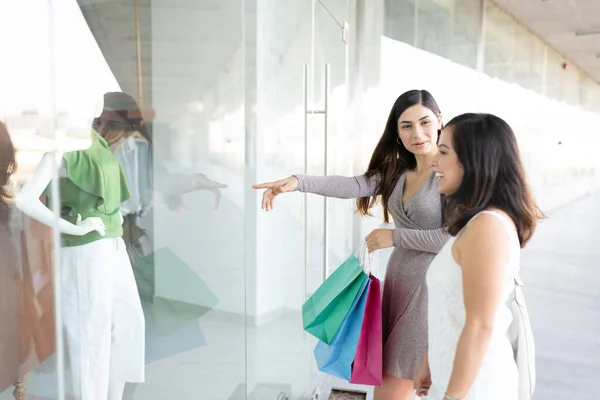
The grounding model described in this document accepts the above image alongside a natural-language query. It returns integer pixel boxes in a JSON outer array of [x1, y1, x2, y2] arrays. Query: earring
[[397, 137, 401, 145]]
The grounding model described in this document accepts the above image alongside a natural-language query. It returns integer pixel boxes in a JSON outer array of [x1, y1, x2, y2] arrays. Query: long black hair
[[357, 89, 441, 223]]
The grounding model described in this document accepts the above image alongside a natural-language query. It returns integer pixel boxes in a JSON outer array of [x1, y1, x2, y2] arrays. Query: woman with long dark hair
[[417, 113, 542, 399], [253, 90, 450, 399]]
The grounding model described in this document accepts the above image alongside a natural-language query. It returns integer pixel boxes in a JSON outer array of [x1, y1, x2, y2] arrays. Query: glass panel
[[319, 0, 350, 29], [544, 41, 582, 107], [545, 48, 566, 102], [484, 1, 517, 84], [309, 0, 361, 396], [0, 0, 100, 398], [416, 0, 453, 60], [310, 0, 352, 301], [512, 26, 545, 94], [483, 2, 545, 95], [20, 0, 246, 398], [247, 0, 353, 397], [414, 0, 480, 69], [246, 0, 316, 398], [561, 62, 581, 107], [450, 0, 481, 69], [383, 0, 416, 45], [141, 0, 246, 398], [580, 73, 600, 112]]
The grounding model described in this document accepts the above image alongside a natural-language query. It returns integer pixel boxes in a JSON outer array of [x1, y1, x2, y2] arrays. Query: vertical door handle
[[303, 63, 331, 297], [303, 64, 310, 302], [322, 64, 330, 281]]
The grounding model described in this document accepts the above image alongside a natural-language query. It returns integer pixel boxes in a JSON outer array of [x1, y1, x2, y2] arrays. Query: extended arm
[[294, 174, 380, 199], [153, 155, 227, 195], [393, 227, 450, 253], [253, 173, 378, 212], [152, 155, 226, 210], [445, 214, 509, 399], [15, 152, 105, 236], [153, 159, 195, 194]]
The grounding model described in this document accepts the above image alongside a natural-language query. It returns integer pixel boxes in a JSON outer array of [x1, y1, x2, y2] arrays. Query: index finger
[[252, 182, 274, 189]]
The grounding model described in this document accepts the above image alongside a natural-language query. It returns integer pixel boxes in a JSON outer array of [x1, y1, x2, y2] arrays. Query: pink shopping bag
[[350, 274, 383, 386]]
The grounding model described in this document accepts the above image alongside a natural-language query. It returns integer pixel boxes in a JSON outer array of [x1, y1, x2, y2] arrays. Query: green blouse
[[45, 130, 131, 247]]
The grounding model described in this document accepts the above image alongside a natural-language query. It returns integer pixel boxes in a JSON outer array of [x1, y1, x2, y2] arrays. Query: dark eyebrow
[[399, 115, 432, 124], [438, 144, 450, 149]]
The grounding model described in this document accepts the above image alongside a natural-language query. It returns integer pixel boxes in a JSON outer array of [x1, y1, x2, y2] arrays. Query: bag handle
[[359, 240, 378, 277]]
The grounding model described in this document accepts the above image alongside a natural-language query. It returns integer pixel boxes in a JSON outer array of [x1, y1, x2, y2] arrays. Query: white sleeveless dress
[[427, 210, 519, 399]]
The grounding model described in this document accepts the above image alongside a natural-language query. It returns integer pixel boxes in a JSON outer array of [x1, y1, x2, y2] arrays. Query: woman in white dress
[[414, 113, 542, 399]]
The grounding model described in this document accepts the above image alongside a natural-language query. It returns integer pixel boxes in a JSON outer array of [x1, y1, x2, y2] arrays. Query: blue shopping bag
[[313, 277, 370, 380]]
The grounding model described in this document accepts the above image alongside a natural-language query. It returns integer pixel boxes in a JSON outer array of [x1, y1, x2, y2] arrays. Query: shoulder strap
[[507, 275, 536, 399], [456, 209, 515, 239], [477, 210, 515, 232]]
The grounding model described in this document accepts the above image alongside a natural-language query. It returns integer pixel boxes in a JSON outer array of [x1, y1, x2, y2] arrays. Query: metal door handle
[[322, 64, 330, 281], [303, 64, 309, 303], [303, 64, 331, 297]]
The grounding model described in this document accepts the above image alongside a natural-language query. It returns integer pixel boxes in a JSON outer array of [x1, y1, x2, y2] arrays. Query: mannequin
[[15, 129, 145, 400]]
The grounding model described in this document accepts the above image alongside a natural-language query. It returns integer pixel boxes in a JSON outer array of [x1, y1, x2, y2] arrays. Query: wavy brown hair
[[443, 113, 543, 247], [0, 121, 16, 223], [357, 89, 442, 223], [0, 122, 17, 223]]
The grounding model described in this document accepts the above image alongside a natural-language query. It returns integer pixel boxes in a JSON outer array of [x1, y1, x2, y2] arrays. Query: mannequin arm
[[15, 152, 106, 236]]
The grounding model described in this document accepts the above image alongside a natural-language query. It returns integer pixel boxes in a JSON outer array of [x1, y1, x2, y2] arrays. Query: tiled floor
[[2, 192, 600, 400]]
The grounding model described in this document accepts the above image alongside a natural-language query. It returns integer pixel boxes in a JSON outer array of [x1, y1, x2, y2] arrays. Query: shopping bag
[[313, 277, 370, 380], [350, 274, 383, 386], [302, 254, 368, 344]]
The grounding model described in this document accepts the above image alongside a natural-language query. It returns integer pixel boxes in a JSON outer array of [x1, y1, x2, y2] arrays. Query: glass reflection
[[0, 121, 55, 398]]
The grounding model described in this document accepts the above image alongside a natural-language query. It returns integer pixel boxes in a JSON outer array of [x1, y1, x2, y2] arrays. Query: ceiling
[[493, 0, 600, 83], [77, 0, 152, 107], [77, 0, 245, 118]]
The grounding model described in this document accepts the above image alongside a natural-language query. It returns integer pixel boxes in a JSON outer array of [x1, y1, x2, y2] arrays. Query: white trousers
[[62, 237, 145, 400]]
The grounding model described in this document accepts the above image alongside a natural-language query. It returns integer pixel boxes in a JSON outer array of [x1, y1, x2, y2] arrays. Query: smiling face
[[434, 126, 464, 195], [397, 104, 442, 156]]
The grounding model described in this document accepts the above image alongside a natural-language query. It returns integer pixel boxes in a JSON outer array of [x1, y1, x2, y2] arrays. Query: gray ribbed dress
[[295, 171, 449, 380]]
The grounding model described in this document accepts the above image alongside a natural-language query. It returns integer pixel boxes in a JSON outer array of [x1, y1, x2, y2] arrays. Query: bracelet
[[444, 394, 461, 400]]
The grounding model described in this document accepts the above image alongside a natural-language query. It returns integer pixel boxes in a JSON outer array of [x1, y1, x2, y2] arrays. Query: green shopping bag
[[302, 254, 368, 344]]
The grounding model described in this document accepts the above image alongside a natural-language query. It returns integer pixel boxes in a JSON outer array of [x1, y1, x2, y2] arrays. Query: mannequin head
[[93, 92, 151, 145], [0, 121, 16, 222]]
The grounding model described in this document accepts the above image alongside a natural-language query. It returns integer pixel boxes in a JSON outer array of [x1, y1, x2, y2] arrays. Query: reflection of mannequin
[[0, 121, 20, 391], [15, 130, 145, 400], [110, 133, 153, 263], [1, 121, 55, 396], [1, 209, 56, 394], [0, 214, 20, 392]]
